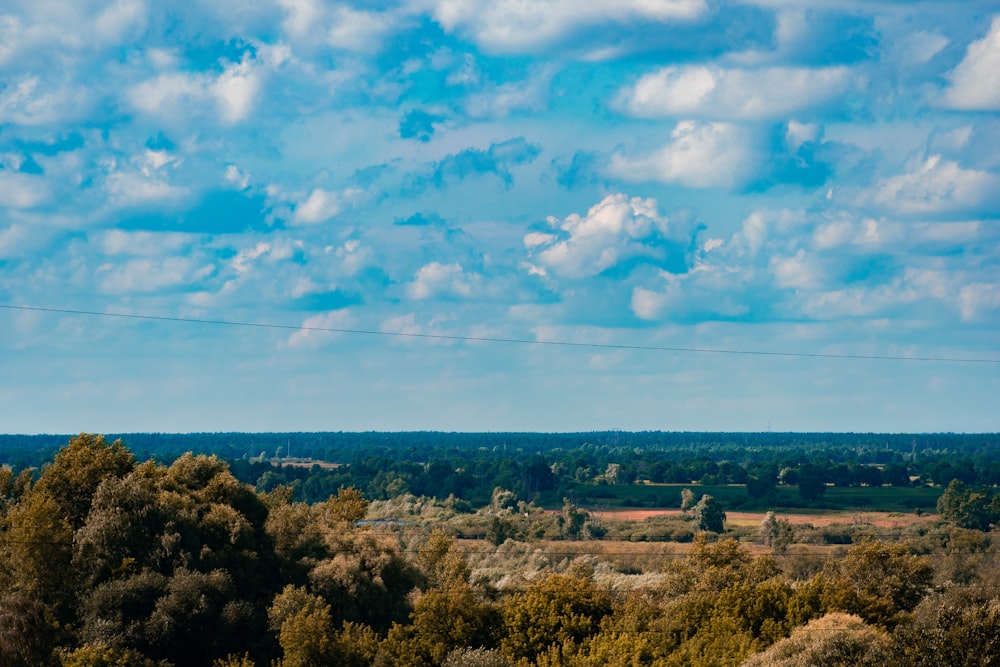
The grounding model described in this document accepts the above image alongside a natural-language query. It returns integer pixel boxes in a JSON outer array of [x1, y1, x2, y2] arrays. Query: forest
[[0, 432, 998, 666]]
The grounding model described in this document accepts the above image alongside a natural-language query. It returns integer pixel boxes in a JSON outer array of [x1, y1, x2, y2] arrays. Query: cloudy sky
[[1, 0, 998, 434]]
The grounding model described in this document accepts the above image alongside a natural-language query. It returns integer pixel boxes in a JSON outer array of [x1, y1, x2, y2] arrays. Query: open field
[[540, 482, 944, 514], [589, 507, 935, 529]]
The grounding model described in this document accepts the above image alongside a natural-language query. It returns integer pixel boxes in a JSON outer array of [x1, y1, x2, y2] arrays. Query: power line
[[2, 303, 998, 364]]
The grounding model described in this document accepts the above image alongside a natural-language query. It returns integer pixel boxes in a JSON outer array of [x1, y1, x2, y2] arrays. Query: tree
[[693, 494, 726, 533], [33, 433, 135, 529], [937, 480, 996, 531], [797, 464, 826, 502], [376, 582, 500, 667], [442, 648, 511, 667], [760, 511, 793, 554], [815, 541, 934, 628], [0, 591, 58, 667], [740, 613, 891, 667], [680, 487, 697, 513], [747, 475, 776, 499], [560, 498, 588, 538], [501, 574, 612, 663]]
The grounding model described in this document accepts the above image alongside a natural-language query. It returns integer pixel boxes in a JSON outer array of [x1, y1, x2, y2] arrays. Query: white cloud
[[785, 121, 820, 150], [0, 172, 50, 208], [286, 309, 355, 349], [812, 216, 982, 251], [98, 257, 214, 293], [102, 152, 188, 208], [212, 56, 260, 124], [526, 193, 672, 279], [429, 0, 706, 52], [770, 249, 822, 289], [333, 238, 370, 276], [407, 262, 477, 299], [885, 30, 948, 67], [98, 230, 195, 256], [225, 164, 251, 189], [0, 224, 55, 258], [869, 154, 1000, 215], [291, 187, 365, 225], [618, 65, 852, 119], [607, 121, 758, 189], [0, 75, 90, 125], [93, 0, 146, 42], [293, 189, 340, 224], [465, 66, 555, 118], [958, 282, 1000, 321], [127, 52, 262, 125], [278, 0, 320, 37], [231, 242, 271, 274], [328, 6, 402, 53], [943, 16, 1000, 110]]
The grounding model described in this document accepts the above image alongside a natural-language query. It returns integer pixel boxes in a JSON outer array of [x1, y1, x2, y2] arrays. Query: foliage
[[442, 647, 512, 667], [2, 433, 1000, 667], [937, 480, 997, 531], [740, 613, 892, 666], [692, 494, 726, 533], [501, 574, 612, 663]]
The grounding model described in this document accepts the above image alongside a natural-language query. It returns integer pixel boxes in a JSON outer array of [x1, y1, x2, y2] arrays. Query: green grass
[[539, 483, 943, 513]]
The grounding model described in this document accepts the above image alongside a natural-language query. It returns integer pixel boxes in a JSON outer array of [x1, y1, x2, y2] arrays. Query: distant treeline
[[3, 432, 998, 508]]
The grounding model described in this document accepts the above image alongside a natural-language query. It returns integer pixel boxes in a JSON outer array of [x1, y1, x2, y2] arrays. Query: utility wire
[[2, 303, 998, 364]]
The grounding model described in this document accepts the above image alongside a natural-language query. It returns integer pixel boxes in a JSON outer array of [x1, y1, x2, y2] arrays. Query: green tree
[[680, 487, 697, 513], [796, 464, 826, 502], [501, 573, 612, 663], [33, 433, 135, 529], [376, 583, 500, 667], [740, 613, 891, 667], [813, 541, 934, 628], [2, 491, 74, 614], [892, 584, 1000, 667], [0, 591, 58, 667], [693, 494, 726, 533], [937, 480, 996, 531]]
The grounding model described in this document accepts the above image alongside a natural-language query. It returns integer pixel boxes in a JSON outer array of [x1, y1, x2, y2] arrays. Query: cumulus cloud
[[97, 230, 196, 256], [406, 262, 478, 299], [101, 150, 189, 208], [0, 172, 50, 208], [286, 309, 355, 349], [618, 65, 853, 119], [429, 0, 706, 52], [525, 194, 676, 279], [127, 51, 263, 125], [868, 154, 1000, 215], [407, 137, 540, 191], [465, 66, 555, 118], [0, 76, 90, 125], [769, 249, 823, 289], [328, 6, 404, 53], [607, 121, 759, 189], [291, 187, 366, 225], [958, 282, 1000, 321], [942, 16, 1000, 110], [98, 257, 215, 293]]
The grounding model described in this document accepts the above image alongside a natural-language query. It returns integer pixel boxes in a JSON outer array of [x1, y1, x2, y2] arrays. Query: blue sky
[[1, 0, 998, 434]]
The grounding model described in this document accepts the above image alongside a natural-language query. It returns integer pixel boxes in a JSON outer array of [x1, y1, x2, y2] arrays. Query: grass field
[[538, 482, 943, 514]]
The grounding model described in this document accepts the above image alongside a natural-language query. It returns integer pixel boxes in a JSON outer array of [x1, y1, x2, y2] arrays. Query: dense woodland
[[1, 433, 999, 666]]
